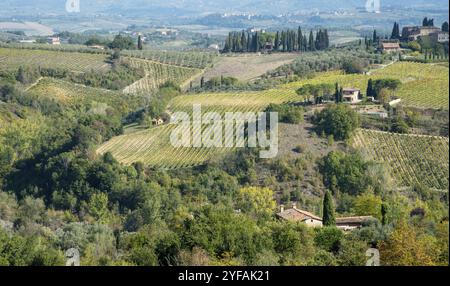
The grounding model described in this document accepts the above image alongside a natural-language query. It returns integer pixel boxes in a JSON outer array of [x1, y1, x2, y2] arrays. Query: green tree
[[314, 227, 343, 253], [88, 193, 109, 224], [442, 21, 449, 32], [109, 34, 136, 50], [353, 191, 382, 220], [237, 187, 276, 219], [137, 35, 143, 50], [314, 104, 360, 140], [319, 151, 369, 195], [322, 190, 336, 226], [379, 221, 437, 266]]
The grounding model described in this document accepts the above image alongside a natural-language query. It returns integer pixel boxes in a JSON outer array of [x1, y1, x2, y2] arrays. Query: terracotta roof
[[336, 216, 375, 224], [277, 208, 322, 222], [381, 42, 400, 49], [343, 88, 360, 92]]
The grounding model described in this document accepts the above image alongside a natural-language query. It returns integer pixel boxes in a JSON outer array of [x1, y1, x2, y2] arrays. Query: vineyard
[[352, 129, 449, 190], [121, 49, 217, 69], [123, 58, 202, 94], [97, 88, 298, 168], [0, 47, 111, 73], [27, 78, 143, 114], [281, 62, 449, 110]]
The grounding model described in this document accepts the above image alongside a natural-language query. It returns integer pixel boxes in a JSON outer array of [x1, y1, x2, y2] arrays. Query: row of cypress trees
[[222, 27, 330, 53]]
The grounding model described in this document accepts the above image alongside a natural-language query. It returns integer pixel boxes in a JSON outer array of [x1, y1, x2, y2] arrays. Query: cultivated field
[[97, 61, 449, 169], [281, 62, 449, 110], [27, 78, 142, 114], [0, 47, 111, 73], [122, 49, 217, 69], [202, 53, 298, 81], [123, 58, 202, 94], [352, 129, 449, 190], [97, 88, 298, 168]]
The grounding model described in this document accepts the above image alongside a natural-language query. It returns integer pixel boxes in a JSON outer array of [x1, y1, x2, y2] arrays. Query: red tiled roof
[[343, 88, 360, 92], [277, 208, 322, 222], [381, 43, 400, 49], [336, 216, 374, 224]]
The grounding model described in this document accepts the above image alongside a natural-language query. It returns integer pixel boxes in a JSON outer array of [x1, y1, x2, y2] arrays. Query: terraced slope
[[27, 78, 142, 114], [123, 58, 202, 94], [352, 129, 449, 190], [97, 89, 298, 168]]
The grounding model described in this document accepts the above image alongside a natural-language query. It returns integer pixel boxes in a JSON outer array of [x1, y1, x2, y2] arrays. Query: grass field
[[281, 62, 449, 110], [202, 53, 298, 82], [0, 47, 111, 73], [97, 88, 298, 168], [352, 129, 449, 190]]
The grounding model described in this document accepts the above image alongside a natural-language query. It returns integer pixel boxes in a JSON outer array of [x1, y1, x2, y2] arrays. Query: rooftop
[[277, 208, 322, 222], [336, 216, 375, 224]]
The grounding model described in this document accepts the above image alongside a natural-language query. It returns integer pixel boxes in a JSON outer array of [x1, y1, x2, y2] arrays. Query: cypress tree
[[324, 29, 329, 49], [241, 31, 247, 52], [322, 190, 336, 226], [391, 22, 400, 40], [381, 203, 388, 225], [308, 31, 315, 51], [297, 26, 303, 51], [334, 82, 340, 103], [367, 79, 375, 98], [373, 29, 378, 44], [137, 35, 143, 50], [200, 77, 205, 88], [274, 31, 280, 51]]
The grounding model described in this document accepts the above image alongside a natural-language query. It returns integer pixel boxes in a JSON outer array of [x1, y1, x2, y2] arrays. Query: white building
[[342, 88, 361, 104], [47, 37, 61, 45]]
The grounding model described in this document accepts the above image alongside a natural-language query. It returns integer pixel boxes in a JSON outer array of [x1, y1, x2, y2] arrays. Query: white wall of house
[[303, 218, 323, 227]]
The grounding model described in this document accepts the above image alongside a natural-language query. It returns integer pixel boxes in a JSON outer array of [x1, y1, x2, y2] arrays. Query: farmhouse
[[342, 88, 361, 104], [380, 42, 401, 53], [47, 37, 61, 45], [401, 26, 440, 41], [276, 204, 323, 227], [277, 205, 375, 231]]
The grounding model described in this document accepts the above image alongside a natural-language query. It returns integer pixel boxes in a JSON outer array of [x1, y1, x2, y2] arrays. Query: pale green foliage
[[237, 187, 276, 219], [88, 193, 109, 224], [353, 191, 382, 220]]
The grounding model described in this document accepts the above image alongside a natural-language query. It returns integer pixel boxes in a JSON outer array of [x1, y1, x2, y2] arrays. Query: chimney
[[280, 205, 284, 213]]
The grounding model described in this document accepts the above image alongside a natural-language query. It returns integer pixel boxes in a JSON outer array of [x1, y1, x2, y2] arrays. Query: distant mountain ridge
[[2, 0, 449, 17]]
